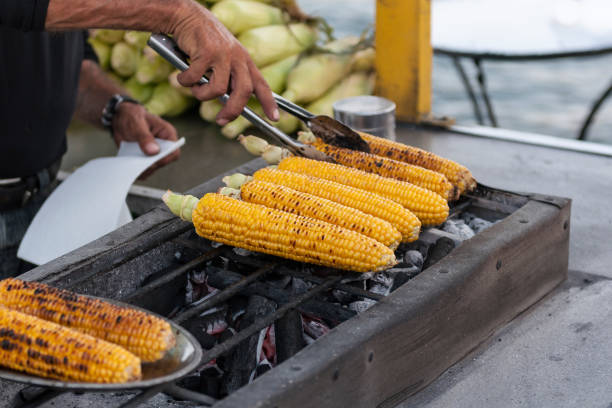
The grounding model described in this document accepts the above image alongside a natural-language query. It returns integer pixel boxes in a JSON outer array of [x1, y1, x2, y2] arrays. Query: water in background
[[299, 0, 612, 144]]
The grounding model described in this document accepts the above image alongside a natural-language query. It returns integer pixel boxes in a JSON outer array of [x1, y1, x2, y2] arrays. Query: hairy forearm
[[75, 60, 124, 127], [45, 0, 201, 35]]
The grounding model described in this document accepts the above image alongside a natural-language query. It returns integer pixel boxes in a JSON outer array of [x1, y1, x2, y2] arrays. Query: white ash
[[332, 289, 354, 304], [211, 241, 224, 248], [291, 277, 313, 294], [341, 271, 373, 284], [442, 218, 475, 241], [461, 212, 494, 233], [233, 247, 254, 257], [369, 284, 390, 296], [174, 251, 183, 261], [349, 298, 377, 313], [402, 250, 424, 271]]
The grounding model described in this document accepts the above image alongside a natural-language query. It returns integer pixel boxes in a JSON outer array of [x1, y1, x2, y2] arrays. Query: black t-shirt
[[1, 0, 97, 178]]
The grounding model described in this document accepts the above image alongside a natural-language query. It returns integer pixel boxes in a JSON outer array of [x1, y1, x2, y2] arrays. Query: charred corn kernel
[[240, 180, 402, 249], [308, 138, 458, 200], [278, 157, 449, 226], [0, 306, 141, 383], [165, 192, 397, 273], [253, 168, 421, 242], [357, 132, 477, 194], [0, 279, 175, 363]]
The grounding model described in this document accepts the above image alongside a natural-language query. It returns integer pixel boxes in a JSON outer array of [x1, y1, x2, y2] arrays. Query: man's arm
[[45, 0, 278, 125], [75, 59, 180, 176]]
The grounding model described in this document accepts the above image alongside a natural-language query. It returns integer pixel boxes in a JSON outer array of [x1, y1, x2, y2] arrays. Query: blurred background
[[64, 0, 612, 191]]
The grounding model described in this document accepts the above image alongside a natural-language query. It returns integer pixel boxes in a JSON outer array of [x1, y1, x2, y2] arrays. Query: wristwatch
[[101, 94, 140, 131]]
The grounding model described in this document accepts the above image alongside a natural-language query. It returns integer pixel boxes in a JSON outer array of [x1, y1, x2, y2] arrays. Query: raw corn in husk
[[306, 71, 375, 117], [123, 31, 150, 49], [92, 29, 125, 44], [163, 191, 396, 273], [260, 54, 299, 94], [110, 42, 139, 77], [145, 82, 194, 117], [123, 76, 154, 103], [238, 23, 317, 67], [199, 100, 224, 122], [281, 41, 353, 103], [135, 48, 174, 84], [211, 0, 285, 35], [88, 37, 111, 70], [349, 47, 376, 72], [221, 99, 263, 139]]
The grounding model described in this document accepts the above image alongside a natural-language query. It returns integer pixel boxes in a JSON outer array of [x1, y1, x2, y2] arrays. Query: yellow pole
[[375, 0, 432, 122]]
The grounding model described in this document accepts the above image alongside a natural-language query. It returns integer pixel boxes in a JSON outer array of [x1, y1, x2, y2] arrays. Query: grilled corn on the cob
[[251, 168, 421, 242], [0, 306, 141, 383], [357, 132, 477, 193], [0, 279, 175, 363], [163, 191, 397, 273], [306, 137, 458, 200], [278, 157, 449, 226], [238, 180, 402, 249]]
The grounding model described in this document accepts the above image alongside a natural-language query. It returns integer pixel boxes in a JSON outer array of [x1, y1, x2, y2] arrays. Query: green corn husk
[[211, 0, 285, 35], [350, 47, 376, 72], [92, 29, 126, 44], [110, 42, 140, 77], [124, 31, 151, 50], [220, 99, 262, 139], [168, 70, 195, 97], [305, 71, 375, 117], [199, 100, 224, 122], [238, 23, 317, 67], [87, 37, 111, 70], [260, 54, 298, 94], [282, 52, 352, 104], [135, 51, 174, 84], [123, 76, 154, 103], [275, 110, 300, 134], [145, 82, 194, 117]]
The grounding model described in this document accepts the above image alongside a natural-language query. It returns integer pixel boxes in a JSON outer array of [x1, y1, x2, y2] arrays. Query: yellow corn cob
[[357, 132, 477, 194], [0, 279, 175, 363], [278, 157, 449, 226], [240, 180, 402, 249], [163, 192, 397, 273], [308, 138, 458, 201], [252, 168, 421, 242], [0, 306, 141, 383]]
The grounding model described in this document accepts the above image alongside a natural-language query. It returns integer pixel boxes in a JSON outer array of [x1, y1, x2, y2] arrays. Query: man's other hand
[[112, 103, 180, 179]]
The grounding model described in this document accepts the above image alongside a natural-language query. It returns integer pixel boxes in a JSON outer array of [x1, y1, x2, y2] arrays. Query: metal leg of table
[[578, 79, 612, 140], [452, 56, 485, 125], [473, 58, 498, 127]]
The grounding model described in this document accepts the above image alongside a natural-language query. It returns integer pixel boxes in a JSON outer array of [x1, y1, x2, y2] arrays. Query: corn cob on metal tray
[[0, 297, 202, 391]]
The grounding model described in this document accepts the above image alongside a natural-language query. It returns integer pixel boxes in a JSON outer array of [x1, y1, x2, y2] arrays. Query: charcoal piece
[[461, 212, 494, 233], [349, 299, 376, 313], [275, 310, 306, 363], [403, 250, 424, 271], [423, 237, 456, 269], [222, 295, 277, 395], [441, 219, 475, 241], [184, 319, 218, 349], [176, 374, 200, 392], [206, 267, 355, 324], [332, 289, 358, 304], [200, 366, 223, 399], [398, 241, 430, 260]]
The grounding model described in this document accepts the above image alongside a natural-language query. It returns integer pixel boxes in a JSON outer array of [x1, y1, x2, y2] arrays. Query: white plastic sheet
[[17, 138, 185, 266]]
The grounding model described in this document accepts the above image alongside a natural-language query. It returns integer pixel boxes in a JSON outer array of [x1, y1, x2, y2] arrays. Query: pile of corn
[[163, 131, 477, 274], [0, 278, 176, 383], [89, 0, 375, 136]]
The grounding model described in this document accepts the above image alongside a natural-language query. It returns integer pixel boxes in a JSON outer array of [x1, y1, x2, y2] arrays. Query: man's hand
[[45, 0, 279, 126], [112, 103, 180, 179], [168, 2, 279, 126]]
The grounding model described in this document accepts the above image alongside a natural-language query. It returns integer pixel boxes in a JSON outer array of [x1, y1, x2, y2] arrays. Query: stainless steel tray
[[0, 298, 202, 392]]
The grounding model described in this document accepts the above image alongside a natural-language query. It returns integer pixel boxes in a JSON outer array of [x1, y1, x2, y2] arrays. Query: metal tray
[[0, 298, 202, 392]]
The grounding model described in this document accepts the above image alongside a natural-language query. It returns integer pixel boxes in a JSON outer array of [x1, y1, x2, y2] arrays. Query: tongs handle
[[147, 34, 305, 156]]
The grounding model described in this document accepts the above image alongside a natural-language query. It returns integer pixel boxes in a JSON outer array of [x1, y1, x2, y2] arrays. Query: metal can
[[333, 96, 396, 140]]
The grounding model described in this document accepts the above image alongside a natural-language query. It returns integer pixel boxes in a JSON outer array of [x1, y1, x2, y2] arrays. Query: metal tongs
[[147, 34, 370, 162]]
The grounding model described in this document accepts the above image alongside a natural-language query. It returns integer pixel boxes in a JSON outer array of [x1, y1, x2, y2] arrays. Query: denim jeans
[[0, 184, 54, 278]]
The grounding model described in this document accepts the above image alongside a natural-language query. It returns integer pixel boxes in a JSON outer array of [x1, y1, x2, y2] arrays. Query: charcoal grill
[[6, 157, 570, 408]]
